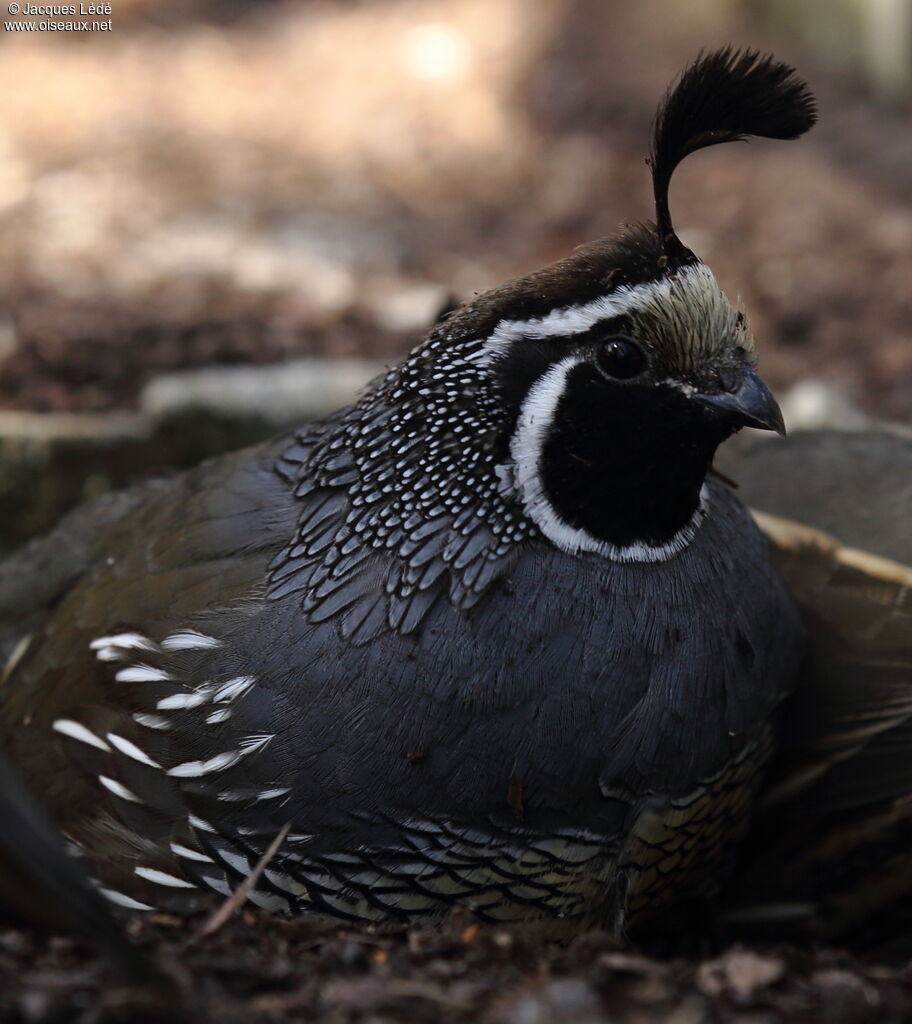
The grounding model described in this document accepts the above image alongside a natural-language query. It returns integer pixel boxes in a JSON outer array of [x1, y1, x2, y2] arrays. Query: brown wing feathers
[[722, 511, 912, 937]]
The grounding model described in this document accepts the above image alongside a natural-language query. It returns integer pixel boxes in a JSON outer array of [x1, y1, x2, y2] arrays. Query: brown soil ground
[[5, 911, 912, 1024]]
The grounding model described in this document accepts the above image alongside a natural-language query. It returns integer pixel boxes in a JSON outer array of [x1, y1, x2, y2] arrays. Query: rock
[[696, 948, 784, 1004], [140, 358, 384, 426], [779, 379, 870, 432]]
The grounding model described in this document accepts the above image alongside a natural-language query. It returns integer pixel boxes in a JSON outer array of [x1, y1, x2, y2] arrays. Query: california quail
[[0, 49, 812, 934]]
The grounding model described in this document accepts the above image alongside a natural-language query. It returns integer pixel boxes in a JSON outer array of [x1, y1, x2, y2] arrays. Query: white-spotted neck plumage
[[0, 47, 815, 934]]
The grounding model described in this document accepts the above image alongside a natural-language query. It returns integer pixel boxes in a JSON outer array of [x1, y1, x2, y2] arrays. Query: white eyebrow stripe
[[479, 263, 718, 363]]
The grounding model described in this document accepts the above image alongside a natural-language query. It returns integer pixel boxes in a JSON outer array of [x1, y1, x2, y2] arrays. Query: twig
[[195, 822, 291, 939]]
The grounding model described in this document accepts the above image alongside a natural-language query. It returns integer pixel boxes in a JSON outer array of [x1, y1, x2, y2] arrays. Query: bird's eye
[[595, 337, 648, 380]]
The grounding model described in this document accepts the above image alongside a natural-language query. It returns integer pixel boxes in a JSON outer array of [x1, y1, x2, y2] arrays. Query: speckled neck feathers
[[271, 328, 529, 644]]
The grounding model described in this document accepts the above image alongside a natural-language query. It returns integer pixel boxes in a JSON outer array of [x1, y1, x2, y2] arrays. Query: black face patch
[[538, 363, 733, 548]]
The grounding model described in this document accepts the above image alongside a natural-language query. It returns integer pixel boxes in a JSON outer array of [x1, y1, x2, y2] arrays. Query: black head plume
[[649, 47, 817, 254]]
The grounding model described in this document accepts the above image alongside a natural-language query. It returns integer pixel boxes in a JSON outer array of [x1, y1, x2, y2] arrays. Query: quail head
[[0, 49, 814, 934]]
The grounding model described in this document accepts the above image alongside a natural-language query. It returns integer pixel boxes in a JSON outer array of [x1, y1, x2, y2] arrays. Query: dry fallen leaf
[[697, 948, 785, 1002]]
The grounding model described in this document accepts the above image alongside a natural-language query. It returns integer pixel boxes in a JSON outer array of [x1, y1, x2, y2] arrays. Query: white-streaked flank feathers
[[167, 751, 246, 778], [188, 814, 217, 833], [89, 633, 158, 661], [133, 712, 172, 731], [156, 690, 212, 711], [106, 733, 162, 769], [167, 734, 273, 778], [160, 630, 223, 652], [253, 787, 292, 801], [52, 719, 112, 752], [98, 775, 143, 804], [115, 665, 172, 683], [170, 842, 214, 863], [98, 887, 155, 911], [134, 866, 197, 888], [212, 676, 256, 702]]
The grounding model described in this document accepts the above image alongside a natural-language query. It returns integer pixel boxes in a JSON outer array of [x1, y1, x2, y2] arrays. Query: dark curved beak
[[695, 366, 785, 436]]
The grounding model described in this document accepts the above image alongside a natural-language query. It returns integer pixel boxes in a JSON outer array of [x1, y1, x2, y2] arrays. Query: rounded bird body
[[3, 441, 798, 927], [0, 48, 816, 933]]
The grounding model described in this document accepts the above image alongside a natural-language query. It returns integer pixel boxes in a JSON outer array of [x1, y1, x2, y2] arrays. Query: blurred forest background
[[1, 0, 912, 548]]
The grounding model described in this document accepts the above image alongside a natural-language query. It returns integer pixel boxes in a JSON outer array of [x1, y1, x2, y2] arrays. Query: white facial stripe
[[511, 356, 576, 525], [510, 356, 708, 563], [480, 263, 717, 362]]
